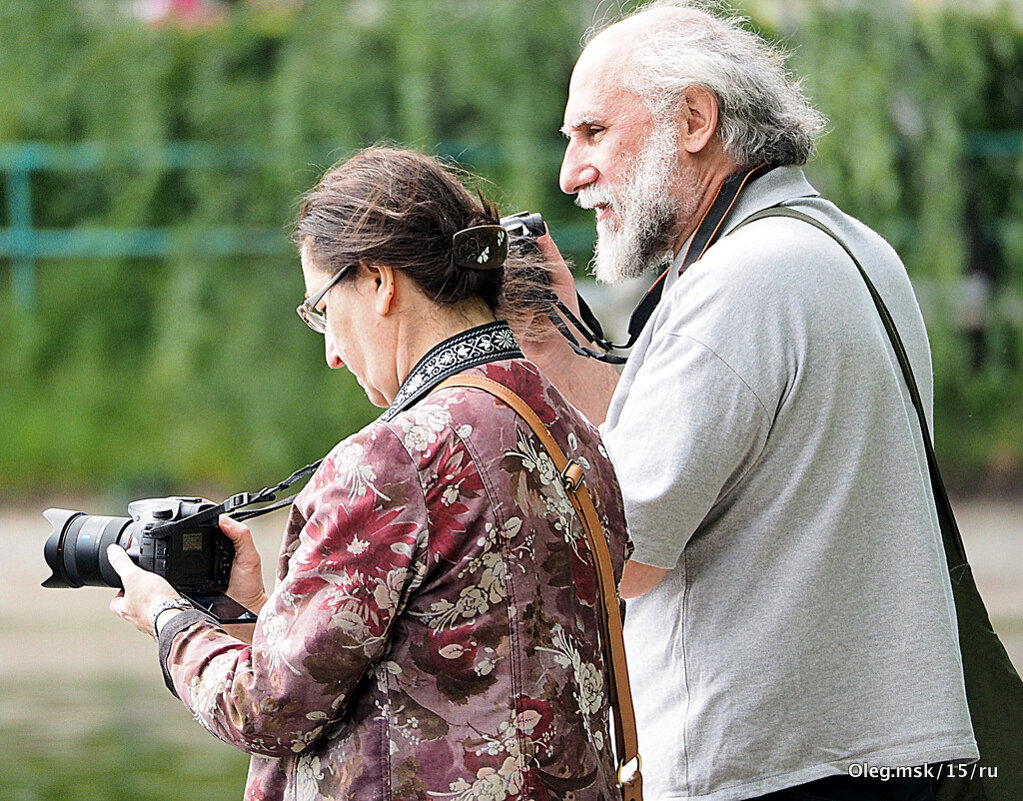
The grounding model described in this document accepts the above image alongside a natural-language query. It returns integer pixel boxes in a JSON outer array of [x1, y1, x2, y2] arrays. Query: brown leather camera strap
[[436, 374, 642, 801]]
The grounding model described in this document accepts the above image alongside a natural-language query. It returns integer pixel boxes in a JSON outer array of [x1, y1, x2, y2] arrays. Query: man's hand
[[620, 560, 669, 599], [220, 515, 268, 614], [107, 545, 179, 637], [536, 232, 583, 318], [512, 232, 621, 424]]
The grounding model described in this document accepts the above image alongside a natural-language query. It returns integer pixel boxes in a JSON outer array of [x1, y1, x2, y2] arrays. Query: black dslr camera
[[42, 461, 318, 622], [500, 211, 552, 309], [500, 211, 547, 257], [43, 497, 256, 623]]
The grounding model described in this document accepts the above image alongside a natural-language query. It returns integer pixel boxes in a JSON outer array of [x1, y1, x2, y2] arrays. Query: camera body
[[129, 497, 234, 592], [42, 497, 254, 623], [499, 211, 552, 310], [500, 211, 547, 257]]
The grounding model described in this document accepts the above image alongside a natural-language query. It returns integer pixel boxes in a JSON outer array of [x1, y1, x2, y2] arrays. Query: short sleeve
[[601, 327, 771, 570]]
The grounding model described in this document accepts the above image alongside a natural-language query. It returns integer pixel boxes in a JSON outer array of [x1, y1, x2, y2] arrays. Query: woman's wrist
[[249, 591, 269, 613], [151, 598, 193, 639]]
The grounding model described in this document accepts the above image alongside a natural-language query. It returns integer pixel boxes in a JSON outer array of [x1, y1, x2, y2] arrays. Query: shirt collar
[[383, 320, 523, 421]]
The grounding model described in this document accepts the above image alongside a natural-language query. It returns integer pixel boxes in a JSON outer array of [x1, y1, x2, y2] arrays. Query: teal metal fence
[[0, 142, 300, 310]]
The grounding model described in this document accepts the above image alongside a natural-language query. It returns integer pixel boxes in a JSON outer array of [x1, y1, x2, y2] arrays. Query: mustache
[[575, 185, 616, 210]]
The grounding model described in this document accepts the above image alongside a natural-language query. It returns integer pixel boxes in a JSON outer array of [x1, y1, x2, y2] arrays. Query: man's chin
[[591, 251, 651, 284], [594, 217, 617, 239], [591, 235, 661, 284]]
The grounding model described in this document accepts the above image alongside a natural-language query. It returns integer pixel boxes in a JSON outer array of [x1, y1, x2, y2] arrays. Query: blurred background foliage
[[1, 0, 1021, 500]]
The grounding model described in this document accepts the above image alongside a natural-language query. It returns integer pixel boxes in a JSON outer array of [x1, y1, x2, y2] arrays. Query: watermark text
[[848, 763, 998, 781]]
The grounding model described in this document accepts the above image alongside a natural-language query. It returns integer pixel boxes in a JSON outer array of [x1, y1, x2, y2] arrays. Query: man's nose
[[559, 147, 599, 195]]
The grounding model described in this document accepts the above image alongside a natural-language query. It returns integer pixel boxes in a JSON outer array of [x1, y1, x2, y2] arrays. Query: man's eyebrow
[[559, 115, 599, 137]]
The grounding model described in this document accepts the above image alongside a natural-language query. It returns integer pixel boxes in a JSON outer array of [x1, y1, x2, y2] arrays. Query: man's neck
[[672, 156, 740, 258]]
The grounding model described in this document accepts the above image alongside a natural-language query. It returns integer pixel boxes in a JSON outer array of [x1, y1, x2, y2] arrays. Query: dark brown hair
[[294, 147, 544, 316]]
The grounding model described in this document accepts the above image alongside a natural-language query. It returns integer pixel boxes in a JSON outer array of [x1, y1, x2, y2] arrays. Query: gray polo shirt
[[601, 167, 977, 801]]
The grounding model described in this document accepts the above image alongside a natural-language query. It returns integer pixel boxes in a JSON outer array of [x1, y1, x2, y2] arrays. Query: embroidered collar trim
[[383, 320, 523, 421]]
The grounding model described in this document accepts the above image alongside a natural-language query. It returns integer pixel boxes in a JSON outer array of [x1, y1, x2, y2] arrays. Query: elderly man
[[524, 2, 979, 800]]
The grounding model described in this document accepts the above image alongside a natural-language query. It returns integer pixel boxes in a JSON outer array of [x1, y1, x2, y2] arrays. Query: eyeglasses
[[296, 266, 353, 334]]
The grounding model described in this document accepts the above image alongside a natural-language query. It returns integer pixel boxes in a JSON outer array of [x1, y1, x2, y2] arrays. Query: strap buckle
[[617, 754, 643, 786], [561, 460, 585, 492]]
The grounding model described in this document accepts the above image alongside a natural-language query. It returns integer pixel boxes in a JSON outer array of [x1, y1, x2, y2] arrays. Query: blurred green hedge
[[1, 0, 1021, 496]]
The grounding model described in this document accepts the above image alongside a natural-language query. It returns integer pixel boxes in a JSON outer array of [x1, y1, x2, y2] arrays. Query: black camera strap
[[149, 459, 323, 539], [553, 163, 772, 363], [229, 459, 323, 522], [541, 288, 629, 364]]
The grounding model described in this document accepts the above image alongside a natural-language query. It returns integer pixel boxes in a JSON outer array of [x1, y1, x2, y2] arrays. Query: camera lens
[[42, 509, 138, 589]]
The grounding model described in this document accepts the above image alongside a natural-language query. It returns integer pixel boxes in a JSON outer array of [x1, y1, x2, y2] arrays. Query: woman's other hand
[[220, 515, 268, 614]]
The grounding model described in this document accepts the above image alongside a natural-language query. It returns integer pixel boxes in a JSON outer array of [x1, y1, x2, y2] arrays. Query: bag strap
[[435, 374, 643, 801], [732, 207, 969, 574]]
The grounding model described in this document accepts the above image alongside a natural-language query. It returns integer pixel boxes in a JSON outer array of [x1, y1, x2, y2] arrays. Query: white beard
[[577, 123, 699, 284]]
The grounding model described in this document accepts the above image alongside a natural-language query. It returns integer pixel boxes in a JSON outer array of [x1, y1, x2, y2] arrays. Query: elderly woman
[[108, 147, 631, 801]]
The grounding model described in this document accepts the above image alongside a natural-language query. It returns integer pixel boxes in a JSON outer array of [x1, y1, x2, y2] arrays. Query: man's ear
[[371, 264, 396, 316], [677, 85, 719, 154]]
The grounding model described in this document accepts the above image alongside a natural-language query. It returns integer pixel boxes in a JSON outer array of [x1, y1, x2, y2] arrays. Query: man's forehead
[[572, 32, 626, 87], [566, 5, 697, 115], [562, 22, 641, 124], [562, 69, 639, 131]]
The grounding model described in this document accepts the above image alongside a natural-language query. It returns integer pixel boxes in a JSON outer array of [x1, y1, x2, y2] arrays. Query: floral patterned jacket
[[160, 323, 631, 801]]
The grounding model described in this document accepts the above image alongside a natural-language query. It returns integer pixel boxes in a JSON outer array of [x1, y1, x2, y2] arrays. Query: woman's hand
[[220, 515, 268, 613], [107, 545, 179, 637]]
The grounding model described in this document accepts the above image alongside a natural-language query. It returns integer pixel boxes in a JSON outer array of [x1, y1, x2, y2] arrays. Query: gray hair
[[589, 0, 826, 167]]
